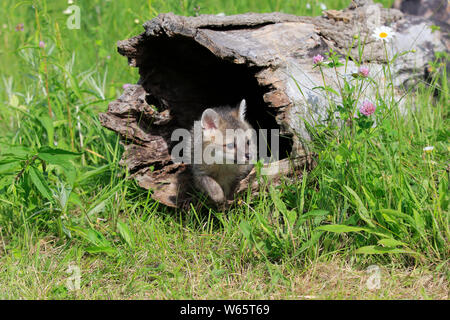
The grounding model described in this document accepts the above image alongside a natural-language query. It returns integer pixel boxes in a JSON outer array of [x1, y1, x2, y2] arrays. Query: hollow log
[[99, 0, 447, 208]]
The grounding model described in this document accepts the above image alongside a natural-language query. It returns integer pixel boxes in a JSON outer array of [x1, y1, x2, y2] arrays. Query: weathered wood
[[99, 0, 447, 208], [393, 0, 449, 27]]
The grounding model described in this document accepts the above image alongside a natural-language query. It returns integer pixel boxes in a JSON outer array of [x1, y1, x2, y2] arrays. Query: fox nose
[[245, 153, 250, 161]]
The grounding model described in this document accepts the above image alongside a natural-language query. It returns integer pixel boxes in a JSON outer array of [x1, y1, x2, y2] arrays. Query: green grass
[[0, 0, 448, 299]]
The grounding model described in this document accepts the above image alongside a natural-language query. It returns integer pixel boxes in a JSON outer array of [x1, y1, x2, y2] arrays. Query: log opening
[[137, 34, 293, 160]]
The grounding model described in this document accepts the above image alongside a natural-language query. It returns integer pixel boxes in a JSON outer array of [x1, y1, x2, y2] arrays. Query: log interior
[[137, 34, 293, 160]]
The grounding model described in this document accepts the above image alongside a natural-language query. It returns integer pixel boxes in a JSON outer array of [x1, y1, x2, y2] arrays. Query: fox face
[[200, 99, 256, 165]]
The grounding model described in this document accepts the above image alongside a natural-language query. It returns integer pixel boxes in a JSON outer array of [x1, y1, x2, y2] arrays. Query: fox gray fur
[[190, 99, 254, 205]]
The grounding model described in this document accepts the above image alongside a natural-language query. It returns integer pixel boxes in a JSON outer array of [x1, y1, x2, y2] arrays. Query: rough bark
[[393, 0, 449, 27], [99, 0, 447, 208]]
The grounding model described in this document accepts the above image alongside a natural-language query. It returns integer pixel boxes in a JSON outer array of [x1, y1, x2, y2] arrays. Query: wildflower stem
[[355, 80, 364, 113], [34, 2, 53, 118], [383, 41, 395, 106], [344, 36, 357, 74], [55, 21, 75, 151], [318, 66, 333, 111], [334, 66, 343, 96], [383, 40, 402, 143]]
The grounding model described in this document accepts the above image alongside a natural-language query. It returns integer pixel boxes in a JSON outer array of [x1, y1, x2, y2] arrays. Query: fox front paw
[[206, 182, 226, 204], [195, 175, 226, 204]]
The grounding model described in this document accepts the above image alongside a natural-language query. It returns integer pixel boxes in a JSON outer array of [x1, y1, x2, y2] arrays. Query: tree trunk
[[99, 0, 447, 208]]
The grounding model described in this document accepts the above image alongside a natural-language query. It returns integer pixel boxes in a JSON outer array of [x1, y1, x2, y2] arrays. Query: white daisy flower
[[372, 26, 395, 42], [423, 146, 434, 153], [320, 3, 327, 10], [306, 3, 311, 10]]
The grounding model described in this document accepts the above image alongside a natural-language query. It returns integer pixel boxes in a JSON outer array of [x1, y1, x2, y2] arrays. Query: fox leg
[[194, 174, 226, 204]]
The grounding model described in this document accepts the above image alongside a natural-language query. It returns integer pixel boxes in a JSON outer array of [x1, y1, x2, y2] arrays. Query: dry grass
[[0, 246, 447, 299]]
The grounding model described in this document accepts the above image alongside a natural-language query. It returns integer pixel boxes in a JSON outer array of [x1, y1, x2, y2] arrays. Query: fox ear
[[201, 108, 219, 130], [238, 99, 247, 122]]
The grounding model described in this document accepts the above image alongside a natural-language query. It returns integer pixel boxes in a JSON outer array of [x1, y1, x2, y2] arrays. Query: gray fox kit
[[191, 99, 255, 205]]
